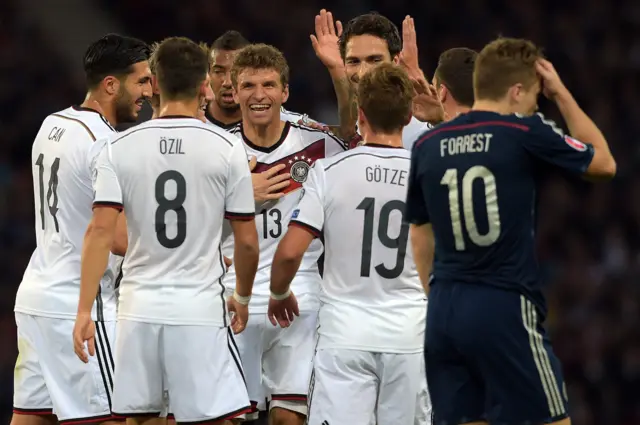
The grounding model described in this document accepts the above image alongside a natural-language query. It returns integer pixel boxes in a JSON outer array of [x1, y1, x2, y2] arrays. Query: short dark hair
[[154, 37, 209, 101], [434, 48, 477, 107], [83, 34, 150, 89], [211, 30, 250, 53], [339, 12, 401, 60], [358, 63, 413, 134], [231, 44, 289, 88], [474, 37, 543, 101]]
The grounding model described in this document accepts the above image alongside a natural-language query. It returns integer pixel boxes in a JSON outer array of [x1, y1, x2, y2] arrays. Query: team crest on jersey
[[290, 156, 312, 183], [564, 135, 587, 152]]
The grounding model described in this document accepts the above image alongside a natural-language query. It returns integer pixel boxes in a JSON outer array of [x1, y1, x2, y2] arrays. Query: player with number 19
[[406, 37, 616, 425], [74, 37, 259, 424], [269, 63, 427, 425]]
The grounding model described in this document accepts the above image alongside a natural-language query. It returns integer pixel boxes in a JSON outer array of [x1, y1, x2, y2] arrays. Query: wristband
[[233, 291, 251, 306], [270, 289, 291, 301]]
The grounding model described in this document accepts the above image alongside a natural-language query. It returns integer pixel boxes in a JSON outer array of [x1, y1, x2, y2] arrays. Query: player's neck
[[158, 99, 199, 119], [207, 102, 241, 125], [363, 133, 403, 148], [81, 92, 117, 126], [446, 104, 471, 120], [243, 119, 287, 148], [472, 100, 512, 115]]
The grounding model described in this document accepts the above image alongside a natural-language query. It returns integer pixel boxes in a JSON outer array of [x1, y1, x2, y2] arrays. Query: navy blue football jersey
[[406, 110, 594, 313]]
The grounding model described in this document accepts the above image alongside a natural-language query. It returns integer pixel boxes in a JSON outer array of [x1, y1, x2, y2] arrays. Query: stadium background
[[0, 0, 638, 423]]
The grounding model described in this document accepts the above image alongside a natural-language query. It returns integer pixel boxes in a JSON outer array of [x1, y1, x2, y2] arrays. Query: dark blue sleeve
[[405, 145, 430, 225], [521, 113, 594, 174]]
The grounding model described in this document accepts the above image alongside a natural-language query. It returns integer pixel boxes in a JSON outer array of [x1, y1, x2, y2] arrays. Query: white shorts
[[308, 348, 426, 425], [235, 311, 317, 417], [13, 313, 116, 424], [112, 320, 250, 423]]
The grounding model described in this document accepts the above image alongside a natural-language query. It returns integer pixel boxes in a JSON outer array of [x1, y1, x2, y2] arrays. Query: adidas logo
[[322, 421, 330, 425]]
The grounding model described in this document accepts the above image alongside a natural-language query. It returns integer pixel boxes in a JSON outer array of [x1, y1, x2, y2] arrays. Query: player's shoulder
[[319, 145, 409, 172], [111, 117, 239, 149], [515, 112, 565, 136], [227, 122, 242, 136], [280, 106, 317, 124], [289, 121, 346, 148], [48, 105, 115, 142]]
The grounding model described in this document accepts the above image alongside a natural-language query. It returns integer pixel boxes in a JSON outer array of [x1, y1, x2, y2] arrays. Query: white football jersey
[[204, 107, 318, 131], [15, 106, 118, 321], [222, 121, 346, 313], [291, 145, 426, 353], [93, 116, 254, 326], [355, 116, 432, 150]]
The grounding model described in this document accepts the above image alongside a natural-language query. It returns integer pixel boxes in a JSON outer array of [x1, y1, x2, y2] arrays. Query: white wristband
[[233, 291, 251, 306], [270, 289, 291, 301]]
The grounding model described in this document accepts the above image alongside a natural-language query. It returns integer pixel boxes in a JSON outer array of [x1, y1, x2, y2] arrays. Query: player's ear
[[103, 76, 120, 97], [357, 107, 367, 131], [439, 84, 448, 103], [282, 84, 290, 104], [232, 86, 240, 104], [508, 83, 524, 104], [151, 75, 160, 96], [392, 54, 401, 65]]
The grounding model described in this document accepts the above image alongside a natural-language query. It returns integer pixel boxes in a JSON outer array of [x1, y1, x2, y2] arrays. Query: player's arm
[[225, 141, 259, 299], [270, 165, 325, 296], [406, 148, 434, 295], [79, 147, 122, 315], [310, 9, 358, 141], [410, 224, 435, 295], [111, 213, 128, 256], [533, 59, 615, 180]]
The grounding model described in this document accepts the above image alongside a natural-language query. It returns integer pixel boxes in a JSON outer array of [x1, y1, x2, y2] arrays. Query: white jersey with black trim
[[222, 121, 346, 313], [355, 116, 432, 150], [289, 145, 427, 353], [204, 107, 320, 131], [15, 106, 119, 321], [92, 116, 254, 326]]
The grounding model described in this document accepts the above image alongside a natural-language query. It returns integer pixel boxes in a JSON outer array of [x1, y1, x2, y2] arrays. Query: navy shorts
[[425, 282, 569, 425]]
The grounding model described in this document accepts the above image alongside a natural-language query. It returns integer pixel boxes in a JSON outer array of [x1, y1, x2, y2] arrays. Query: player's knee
[[125, 417, 164, 425], [269, 406, 305, 425], [549, 417, 571, 425], [10, 413, 57, 425]]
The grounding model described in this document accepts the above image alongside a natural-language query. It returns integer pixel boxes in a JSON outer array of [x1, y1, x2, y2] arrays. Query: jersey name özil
[[93, 117, 254, 326]]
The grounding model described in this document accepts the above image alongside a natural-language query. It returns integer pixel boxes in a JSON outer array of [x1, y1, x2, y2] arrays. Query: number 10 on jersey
[[440, 166, 501, 251]]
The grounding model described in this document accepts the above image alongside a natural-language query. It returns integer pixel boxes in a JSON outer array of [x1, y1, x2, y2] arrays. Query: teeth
[[250, 105, 270, 111]]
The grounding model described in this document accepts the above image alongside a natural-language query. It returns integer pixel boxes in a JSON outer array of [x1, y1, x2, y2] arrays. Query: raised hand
[[411, 71, 446, 124], [310, 9, 344, 71], [399, 16, 420, 75], [536, 58, 569, 100]]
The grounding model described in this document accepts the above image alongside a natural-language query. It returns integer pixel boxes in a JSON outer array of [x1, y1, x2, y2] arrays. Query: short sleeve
[[522, 113, 595, 174], [92, 142, 123, 210], [405, 145, 430, 225], [324, 132, 348, 156], [289, 163, 325, 238], [224, 140, 255, 221]]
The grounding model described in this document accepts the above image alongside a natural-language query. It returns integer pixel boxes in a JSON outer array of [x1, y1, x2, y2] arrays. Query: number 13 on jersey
[[440, 166, 501, 251]]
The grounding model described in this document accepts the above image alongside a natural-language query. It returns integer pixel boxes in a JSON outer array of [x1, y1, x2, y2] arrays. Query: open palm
[[311, 9, 344, 70]]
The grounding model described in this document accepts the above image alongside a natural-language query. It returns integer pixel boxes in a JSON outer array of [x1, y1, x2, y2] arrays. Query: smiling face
[[233, 67, 289, 127], [114, 60, 152, 123]]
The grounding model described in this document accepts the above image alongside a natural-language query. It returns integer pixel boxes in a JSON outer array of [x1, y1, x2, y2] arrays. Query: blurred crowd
[[1, 0, 639, 423]]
